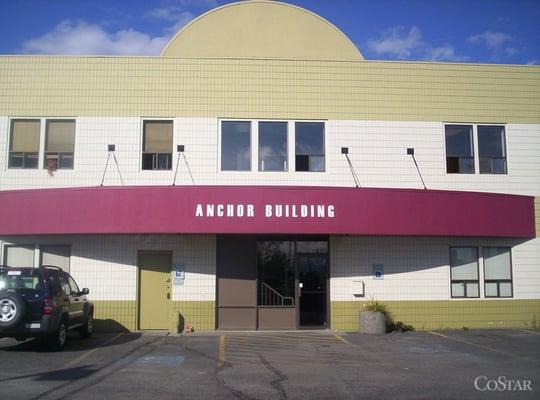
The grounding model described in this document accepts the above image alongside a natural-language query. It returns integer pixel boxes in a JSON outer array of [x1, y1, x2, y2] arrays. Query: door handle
[[167, 293, 170, 299], [165, 278, 171, 283]]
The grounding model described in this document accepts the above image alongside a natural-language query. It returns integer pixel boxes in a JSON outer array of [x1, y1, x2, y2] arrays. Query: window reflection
[[257, 241, 295, 306], [445, 125, 474, 174], [221, 121, 251, 171], [259, 122, 288, 171], [478, 126, 507, 174], [295, 122, 325, 172]]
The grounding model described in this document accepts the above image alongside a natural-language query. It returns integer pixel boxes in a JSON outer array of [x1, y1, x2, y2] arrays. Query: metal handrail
[[260, 282, 294, 306]]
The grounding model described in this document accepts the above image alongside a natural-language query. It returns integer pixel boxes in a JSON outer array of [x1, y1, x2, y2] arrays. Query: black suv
[[0, 265, 94, 350]]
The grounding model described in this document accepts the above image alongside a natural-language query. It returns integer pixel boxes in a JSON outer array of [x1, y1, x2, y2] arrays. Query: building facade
[[0, 1, 539, 332]]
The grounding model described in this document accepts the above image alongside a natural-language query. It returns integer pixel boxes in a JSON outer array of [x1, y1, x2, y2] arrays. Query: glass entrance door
[[255, 239, 328, 329], [297, 242, 328, 328]]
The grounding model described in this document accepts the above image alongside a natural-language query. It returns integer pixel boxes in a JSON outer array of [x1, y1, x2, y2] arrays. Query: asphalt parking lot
[[0, 329, 538, 400]]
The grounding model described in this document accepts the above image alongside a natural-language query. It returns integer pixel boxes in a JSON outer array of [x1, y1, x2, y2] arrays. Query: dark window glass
[[47, 273, 62, 296], [296, 241, 328, 254], [60, 275, 72, 295], [142, 153, 154, 170], [221, 121, 251, 171], [478, 126, 507, 174], [450, 247, 479, 298], [259, 122, 287, 171], [257, 241, 295, 307], [445, 125, 474, 174], [295, 122, 325, 172]]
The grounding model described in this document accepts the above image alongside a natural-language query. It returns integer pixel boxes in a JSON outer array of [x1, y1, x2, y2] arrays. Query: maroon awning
[[0, 186, 535, 237]]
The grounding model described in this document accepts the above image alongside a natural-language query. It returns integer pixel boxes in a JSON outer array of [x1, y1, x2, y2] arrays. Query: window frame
[[444, 124, 475, 174], [141, 119, 174, 171], [443, 123, 508, 176], [477, 125, 508, 175], [257, 120, 289, 172], [294, 121, 326, 172], [43, 119, 76, 170], [219, 119, 253, 172], [8, 118, 41, 170], [449, 246, 480, 299], [483, 246, 513, 298]]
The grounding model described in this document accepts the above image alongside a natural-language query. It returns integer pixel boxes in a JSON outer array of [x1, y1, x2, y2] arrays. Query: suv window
[[46, 272, 62, 296], [59, 274, 71, 296], [68, 276, 80, 295], [0, 269, 41, 291]]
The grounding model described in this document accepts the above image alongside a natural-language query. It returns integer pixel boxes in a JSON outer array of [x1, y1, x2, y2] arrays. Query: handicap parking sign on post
[[173, 263, 185, 285], [372, 263, 384, 280]]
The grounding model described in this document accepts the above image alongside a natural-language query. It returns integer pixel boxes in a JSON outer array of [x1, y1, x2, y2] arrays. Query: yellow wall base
[[92, 299, 539, 332], [92, 300, 215, 332], [331, 300, 540, 331]]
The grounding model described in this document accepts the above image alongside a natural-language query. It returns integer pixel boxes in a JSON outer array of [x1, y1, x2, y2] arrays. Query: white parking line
[[520, 329, 539, 335]]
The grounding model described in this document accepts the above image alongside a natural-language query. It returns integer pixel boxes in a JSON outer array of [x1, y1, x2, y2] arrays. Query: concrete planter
[[360, 311, 386, 334]]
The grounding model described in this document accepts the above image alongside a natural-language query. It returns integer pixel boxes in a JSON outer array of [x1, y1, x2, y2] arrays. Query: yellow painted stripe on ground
[[428, 331, 536, 362], [66, 332, 124, 367], [333, 334, 352, 345], [218, 335, 226, 366]]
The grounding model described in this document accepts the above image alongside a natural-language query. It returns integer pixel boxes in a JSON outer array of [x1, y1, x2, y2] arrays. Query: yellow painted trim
[[331, 300, 540, 331], [218, 335, 226, 366]]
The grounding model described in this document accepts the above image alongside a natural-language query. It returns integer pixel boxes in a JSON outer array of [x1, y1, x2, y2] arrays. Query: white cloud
[[368, 26, 423, 58], [468, 31, 512, 50], [21, 20, 170, 55], [368, 26, 466, 62]]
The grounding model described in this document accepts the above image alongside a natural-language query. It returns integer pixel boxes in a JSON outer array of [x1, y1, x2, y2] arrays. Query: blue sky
[[0, 0, 538, 64]]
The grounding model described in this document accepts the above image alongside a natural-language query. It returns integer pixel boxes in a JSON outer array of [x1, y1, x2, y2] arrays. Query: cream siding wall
[[1, 118, 539, 197], [0, 234, 216, 302], [330, 236, 540, 302], [1, 234, 537, 304], [0, 57, 538, 123]]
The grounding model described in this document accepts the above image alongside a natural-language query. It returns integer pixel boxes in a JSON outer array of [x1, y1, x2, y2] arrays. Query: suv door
[[59, 273, 83, 327], [67, 274, 85, 326]]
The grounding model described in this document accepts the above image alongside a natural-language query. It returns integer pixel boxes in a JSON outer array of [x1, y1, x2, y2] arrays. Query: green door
[[138, 251, 172, 330]]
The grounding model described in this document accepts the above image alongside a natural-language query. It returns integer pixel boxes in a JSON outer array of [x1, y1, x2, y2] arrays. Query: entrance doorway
[[216, 237, 329, 330], [297, 253, 328, 327], [256, 239, 328, 329], [138, 251, 171, 329]]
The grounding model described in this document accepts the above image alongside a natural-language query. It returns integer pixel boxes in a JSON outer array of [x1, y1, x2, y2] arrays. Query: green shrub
[[364, 299, 387, 315]]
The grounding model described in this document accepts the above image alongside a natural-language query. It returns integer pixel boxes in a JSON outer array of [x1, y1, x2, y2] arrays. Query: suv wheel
[[48, 319, 67, 351], [0, 291, 26, 329], [79, 313, 93, 338]]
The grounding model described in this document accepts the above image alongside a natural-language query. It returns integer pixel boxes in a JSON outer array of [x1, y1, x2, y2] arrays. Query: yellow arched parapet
[[161, 0, 364, 61]]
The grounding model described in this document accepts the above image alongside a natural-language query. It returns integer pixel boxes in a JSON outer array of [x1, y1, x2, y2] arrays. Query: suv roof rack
[[39, 265, 64, 272]]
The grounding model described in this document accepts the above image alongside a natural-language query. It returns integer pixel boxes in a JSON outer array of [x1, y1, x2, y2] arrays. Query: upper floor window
[[45, 120, 75, 170], [450, 247, 479, 298], [8, 119, 40, 169], [445, 125, 474, 174], [295, 122, 325, 172], [483, 247, 512, 298], [259, 121, 287, 171], [221, 121, 251, 171], [478, 125, 507, 174], [142, 120, 173, 170]]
